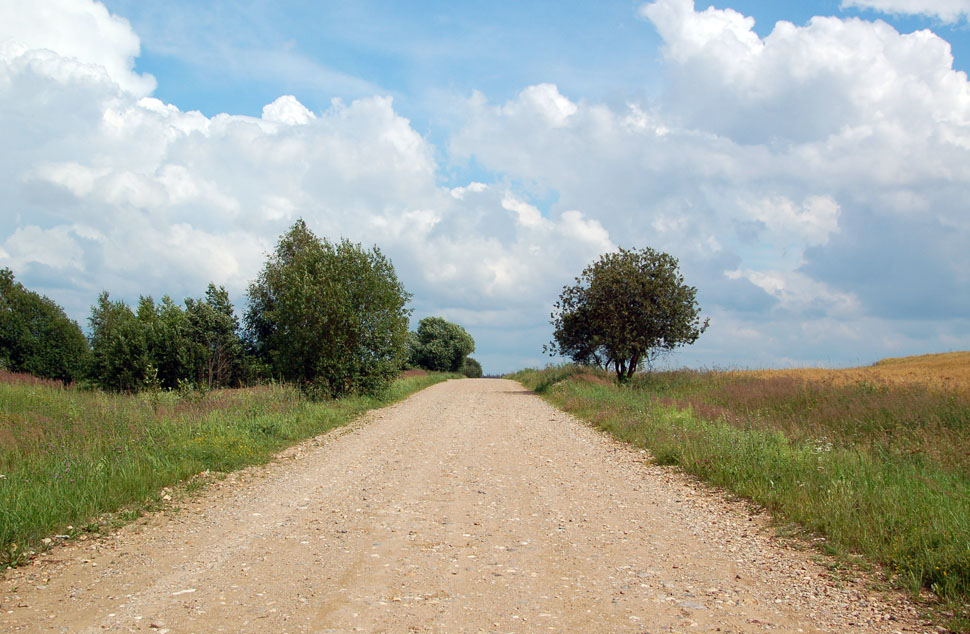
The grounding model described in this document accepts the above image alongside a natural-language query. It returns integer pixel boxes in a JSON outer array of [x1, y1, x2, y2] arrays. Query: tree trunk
[[614, 358, 627, 381]]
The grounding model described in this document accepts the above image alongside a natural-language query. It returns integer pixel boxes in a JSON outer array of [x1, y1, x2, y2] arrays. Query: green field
[[0, 370, 453, 568], [510, 358, 970, 629]]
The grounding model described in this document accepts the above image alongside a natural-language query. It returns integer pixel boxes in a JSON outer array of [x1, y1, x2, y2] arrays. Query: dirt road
[[1, 379, 927, 633]]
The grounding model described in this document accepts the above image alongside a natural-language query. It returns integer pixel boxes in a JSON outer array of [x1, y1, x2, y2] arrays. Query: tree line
[[4, 220, 706, 391], [1, 220, 481, 397]]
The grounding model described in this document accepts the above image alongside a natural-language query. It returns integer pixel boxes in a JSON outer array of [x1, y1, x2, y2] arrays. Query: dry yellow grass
[[738, 351, 970, 392]]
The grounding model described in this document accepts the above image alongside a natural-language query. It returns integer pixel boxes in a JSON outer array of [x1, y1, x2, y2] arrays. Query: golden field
[[740, 351, 970, 392]]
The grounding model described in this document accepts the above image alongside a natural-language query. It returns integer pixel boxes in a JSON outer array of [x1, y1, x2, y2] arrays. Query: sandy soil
[[0, 379, 932, 633]]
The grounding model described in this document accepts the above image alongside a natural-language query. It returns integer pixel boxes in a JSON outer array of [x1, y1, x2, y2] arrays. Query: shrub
[[408, 316, 475, 372], [461, 357, 483, 378], [245, 219, 411, 398], [87, 285, 247, 393], [88, 292, 149, 392]]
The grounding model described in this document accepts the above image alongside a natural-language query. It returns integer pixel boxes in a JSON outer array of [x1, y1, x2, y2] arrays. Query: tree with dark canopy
[[547, 247, 708, 381], [245, 219, 411, 398], [461, 356, 483, 378], [408, 316, 475, 373], [185, 284, 245, 389], [0, 268, 89, 382]]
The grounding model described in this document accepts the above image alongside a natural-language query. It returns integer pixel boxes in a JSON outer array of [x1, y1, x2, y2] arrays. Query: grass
[[0, 370, 454, 568], [510, 356, 970, 630]]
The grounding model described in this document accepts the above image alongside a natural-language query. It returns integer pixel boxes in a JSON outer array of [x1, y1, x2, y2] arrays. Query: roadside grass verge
[[0, 372, 453, 567], [510, 364, 970, 628]]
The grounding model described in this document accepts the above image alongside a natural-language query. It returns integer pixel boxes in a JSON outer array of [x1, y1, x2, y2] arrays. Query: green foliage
[[507, 364, 590, 393], [88, 292, 148, 392], [461, 356, 483, 378], [547, 247, 708, 381], [0, 268, 89, 382], [88, 286, 247, 393], [137, 295, 197, 390], [408, 316, 475, 372], [245, 219, 411, 398], [185, 284, 246, 389]]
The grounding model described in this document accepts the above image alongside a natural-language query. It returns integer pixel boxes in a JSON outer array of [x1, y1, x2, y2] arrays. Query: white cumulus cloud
[[641, 0, 970, 146], [262, 95, 317, 126], [0, 0, 155, 96], [0, 1, 626, 373], [2, 0, 970, 371], [450, 1, 970, 365]]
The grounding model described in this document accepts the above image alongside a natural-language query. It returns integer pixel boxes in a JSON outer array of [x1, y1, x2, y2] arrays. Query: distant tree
[[408, 317, 475, 373], [547, 247, 708, 381], [245, 219, 411, 398], [88, 284, 247, 393], [185, 284, 245, 389], [137, 295, 199, 390], [0, 268, 89, 382], [88, 292, 149, 392], [461, 356, 483, 378]]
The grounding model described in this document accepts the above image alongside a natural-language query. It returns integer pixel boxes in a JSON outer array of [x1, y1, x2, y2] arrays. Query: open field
[[0, 370, 453, 568], [740, 351, 970, 391], [510, 352, 970, 630]]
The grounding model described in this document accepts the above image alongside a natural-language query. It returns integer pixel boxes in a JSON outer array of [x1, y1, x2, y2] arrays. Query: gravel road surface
[[1, 379, 930, 633]]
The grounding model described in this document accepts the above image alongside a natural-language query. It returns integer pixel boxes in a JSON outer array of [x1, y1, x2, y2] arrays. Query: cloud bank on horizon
[[843, 0, 970, 22], [1, 0, 969, 373]]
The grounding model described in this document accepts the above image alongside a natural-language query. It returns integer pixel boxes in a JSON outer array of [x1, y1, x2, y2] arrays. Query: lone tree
[[547, 247, 708, 381], [407, 316, 475, 373], [245, 219, 411, 398]]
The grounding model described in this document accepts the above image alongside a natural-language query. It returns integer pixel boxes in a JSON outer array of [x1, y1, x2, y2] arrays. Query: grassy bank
[[0, 371, 453, 567], [510, 360, 970, 627]]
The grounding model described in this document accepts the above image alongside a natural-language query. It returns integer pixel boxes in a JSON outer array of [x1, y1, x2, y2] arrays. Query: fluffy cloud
[[2, 0, 969, 372], [842, 0, 970, 22], [452, 1, 970, 364], [0, 0, 154, 96], [0, 0, 618, 372], [642, 0, 970, 146]]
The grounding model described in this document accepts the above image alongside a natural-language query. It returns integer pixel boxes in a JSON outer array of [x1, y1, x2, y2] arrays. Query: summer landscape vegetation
[[0, 220, 478, 566], [1, 224, 968, 628]]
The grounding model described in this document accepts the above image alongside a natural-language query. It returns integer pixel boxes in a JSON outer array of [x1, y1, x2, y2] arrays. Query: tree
[[185, 284, 245, 389], [461, 356, 483, 378], [137, 295, 198, 390], [245, 219, 411, 398], [408, 316, 475, 372], [88, 292, 149, 392], [87, 285, 247, 393], [0, 268, 89, 382], [547, 247, 708, 381]]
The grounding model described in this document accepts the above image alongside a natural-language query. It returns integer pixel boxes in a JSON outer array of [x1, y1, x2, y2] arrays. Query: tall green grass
[[0, 372, 452, 567], [511, 365, 970, 626]]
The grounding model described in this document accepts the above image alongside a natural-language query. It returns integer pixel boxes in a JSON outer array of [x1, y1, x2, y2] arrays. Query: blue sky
[[105, 2, 970, 136], [2, 0, 970, 373]]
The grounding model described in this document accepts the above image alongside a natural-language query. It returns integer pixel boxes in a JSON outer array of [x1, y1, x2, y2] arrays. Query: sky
[[2, 0, 970, 374]]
